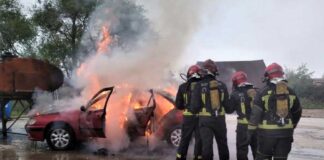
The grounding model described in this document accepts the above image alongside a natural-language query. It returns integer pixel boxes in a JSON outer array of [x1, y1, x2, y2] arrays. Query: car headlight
[[27, 118, 37, 125]]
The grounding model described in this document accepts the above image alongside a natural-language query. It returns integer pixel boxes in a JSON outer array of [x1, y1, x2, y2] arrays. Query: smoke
[[74, 0, 209, 89], [71, 0, 208, 150], [30, 86, 85, 115], [31, 0, 210, 152]]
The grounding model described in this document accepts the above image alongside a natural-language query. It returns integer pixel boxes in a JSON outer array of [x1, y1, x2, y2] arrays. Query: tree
[[32, 0, 98, 77], [285, 64, 324, 108], [32, 0, 151, 77], [285, 64, 314, 97], [78, 0, 152, 60], [0, 0, 35, 55]]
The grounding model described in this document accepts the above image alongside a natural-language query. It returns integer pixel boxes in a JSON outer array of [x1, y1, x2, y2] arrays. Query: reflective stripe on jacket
[[248, 82, 302, 137]]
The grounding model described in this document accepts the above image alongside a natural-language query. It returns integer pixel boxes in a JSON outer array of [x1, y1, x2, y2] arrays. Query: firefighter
[[191, 59, 231, 160], [229, 71, 258, 160], [248, 63, 302, 160], [175, 65, 202, 160]]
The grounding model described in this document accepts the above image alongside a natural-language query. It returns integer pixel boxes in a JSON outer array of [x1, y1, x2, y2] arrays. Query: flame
[[145, 131, 151, 136], [119, 113, 126, 129], [90, 97, 105, 110], [155, 94, 174, 120], [77, 63, 86, 76], [106, 88, 176, 132], [76, 25, 113, 98], [97, 25, 112, 54], [145, 120, 153, 136], [132, 101, 142, 109], [75, 23, 178, 143], [163, 85, 177, 96]]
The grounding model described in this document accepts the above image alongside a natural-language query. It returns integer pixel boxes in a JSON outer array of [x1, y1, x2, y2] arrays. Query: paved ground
[[302, 109, 324, 118], [1, 114, 324, 160]]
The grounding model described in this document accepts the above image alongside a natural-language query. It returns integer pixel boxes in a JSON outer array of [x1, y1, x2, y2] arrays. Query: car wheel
[[46, 124, 74, 150], [167, 125, 182, 148]]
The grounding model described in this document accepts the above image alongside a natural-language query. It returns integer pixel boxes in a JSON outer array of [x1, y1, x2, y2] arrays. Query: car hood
[[28, 104, 80, 117]]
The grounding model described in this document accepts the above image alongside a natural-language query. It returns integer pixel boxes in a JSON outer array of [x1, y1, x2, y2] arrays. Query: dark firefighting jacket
[[175, 78, 200, 115], [191, 75, 231, 116], [229, 84, 257, 125], [248, 82, 302, 137]]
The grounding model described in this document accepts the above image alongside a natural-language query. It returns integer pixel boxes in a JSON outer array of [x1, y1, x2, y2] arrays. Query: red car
[[25, 87, 183, 150]]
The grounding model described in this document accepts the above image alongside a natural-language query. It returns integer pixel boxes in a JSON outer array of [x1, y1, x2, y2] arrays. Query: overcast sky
[[180, 0, 324, 77], [21, 0, 324, 77]]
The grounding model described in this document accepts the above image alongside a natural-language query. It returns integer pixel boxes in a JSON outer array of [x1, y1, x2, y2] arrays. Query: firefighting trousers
[[176, 116, 202, 160], [256, 136, 293, 160], [236, 124, 257, 160], [199, 116, 229, 160]]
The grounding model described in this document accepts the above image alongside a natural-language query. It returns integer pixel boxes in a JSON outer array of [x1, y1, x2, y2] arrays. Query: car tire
[[167, 125, 182, 148], [46, 124, 74, 150]]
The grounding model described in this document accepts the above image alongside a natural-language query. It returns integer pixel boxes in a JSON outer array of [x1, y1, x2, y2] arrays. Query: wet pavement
[[0, 133, 176, 160], [1, 115, 324, 160]]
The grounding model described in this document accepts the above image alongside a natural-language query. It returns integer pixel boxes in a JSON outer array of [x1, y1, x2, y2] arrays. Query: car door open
[[125, 89, 156, 140], [79, 87, 114, 138]]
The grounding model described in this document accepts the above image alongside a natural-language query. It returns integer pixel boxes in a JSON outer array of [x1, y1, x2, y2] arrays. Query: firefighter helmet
[[232, 71, 248, 87], [264, 63, 284, 80], [202, 59, 218, 76], [187, 65, 201, 79]]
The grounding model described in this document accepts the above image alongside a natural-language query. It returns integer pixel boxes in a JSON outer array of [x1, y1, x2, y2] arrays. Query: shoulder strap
[[262, 89, 273, 111]]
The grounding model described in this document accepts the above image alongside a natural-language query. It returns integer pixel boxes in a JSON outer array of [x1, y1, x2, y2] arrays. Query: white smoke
[[70, 0, 208, 150], [30, 86, 85, 115], [32, 0, 211, 152], [73, 0, 209, 89]]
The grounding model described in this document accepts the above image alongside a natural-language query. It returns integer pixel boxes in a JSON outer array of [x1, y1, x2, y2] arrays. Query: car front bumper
[[25, 125, 45, 141]]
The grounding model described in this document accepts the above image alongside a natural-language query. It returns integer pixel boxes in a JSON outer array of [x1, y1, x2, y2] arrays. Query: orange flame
[[155, 94, 174, 120], [164, 85, 177, 96], [76, 25, 113, 99], [145, 120, 152, 136], [97, 25, 112, 54], [75, 23, 178, 138], [77, 63, 86, 76]]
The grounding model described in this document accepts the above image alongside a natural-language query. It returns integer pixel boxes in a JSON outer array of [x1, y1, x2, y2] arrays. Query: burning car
[[25, 87, 183, 150]]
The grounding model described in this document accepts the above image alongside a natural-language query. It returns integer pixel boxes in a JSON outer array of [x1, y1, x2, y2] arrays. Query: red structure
[[0, 54, 63, 137]]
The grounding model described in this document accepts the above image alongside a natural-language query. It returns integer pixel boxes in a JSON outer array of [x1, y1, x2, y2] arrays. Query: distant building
[[197, 60, 266, 91]]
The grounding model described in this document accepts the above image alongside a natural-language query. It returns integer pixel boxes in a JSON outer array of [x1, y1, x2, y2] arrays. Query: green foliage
[[79, 0, 152, 58], [1, 0, 151, 77], [0, 0, 36, 54], [32, 0, 151, 77], [10, 100, 30, 118], [32, 0, 98, 77], [300, 98, 324, 109], [102, 0, 150, 49], [285, 64, 324, 109], [285, 64, 314, 97]]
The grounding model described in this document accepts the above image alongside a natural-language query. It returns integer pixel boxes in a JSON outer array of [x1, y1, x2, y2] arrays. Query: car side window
[[129, 91, 152, 109], [88, 90, 111, 111]]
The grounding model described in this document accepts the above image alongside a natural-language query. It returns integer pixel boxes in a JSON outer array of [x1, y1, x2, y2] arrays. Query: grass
[[6, 100, 31, 118], [300, 98, 324, 109]]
